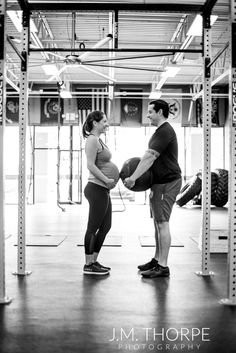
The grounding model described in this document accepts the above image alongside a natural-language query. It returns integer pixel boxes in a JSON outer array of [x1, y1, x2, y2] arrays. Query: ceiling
[[5, 0, 231, 98]]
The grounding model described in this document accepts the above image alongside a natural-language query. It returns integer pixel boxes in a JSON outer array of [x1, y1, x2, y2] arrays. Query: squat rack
[[0, 0, 235, 306]]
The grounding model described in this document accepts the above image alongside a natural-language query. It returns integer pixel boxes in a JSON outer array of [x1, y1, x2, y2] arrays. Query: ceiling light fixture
[[154, 66, 180, 90], [172, 15, 217, 64], [187, 14, 218, 37], [60, 90, 72, 99], [42, 64, 59, 76], [149, 91, 162, 99], [161, 66, 180, 78], [7, 11, 38, 33], [58, 81, 72, 99]]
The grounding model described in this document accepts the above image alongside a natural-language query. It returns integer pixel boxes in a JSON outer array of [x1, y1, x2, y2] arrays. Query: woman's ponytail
[[82, 110, 105, 138], [82, 120, 89, 138]]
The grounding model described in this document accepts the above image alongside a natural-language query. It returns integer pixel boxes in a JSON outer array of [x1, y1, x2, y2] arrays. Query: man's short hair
[[149, 99, 169, 118]]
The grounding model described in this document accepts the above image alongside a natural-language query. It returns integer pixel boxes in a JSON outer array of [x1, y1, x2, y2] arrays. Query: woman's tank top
[[88, 138, 120, 189]]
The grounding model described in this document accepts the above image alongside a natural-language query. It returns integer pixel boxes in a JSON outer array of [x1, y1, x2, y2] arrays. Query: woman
[[82, 111, 120, 275]]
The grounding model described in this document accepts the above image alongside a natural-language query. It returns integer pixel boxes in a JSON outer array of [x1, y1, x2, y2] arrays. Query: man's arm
[[124, 149, 159, 189]]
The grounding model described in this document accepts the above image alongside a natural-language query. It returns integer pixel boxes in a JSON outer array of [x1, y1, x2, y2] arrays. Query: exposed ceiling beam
[[6, 90, 227, 99], [16, 0, 30, 12], [27, 2, 202, 13], [30, 47, 203, 54], [202, 0, 218, 15]]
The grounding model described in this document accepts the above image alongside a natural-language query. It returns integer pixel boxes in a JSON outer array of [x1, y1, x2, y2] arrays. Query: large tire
[[176, 175, 202, 207], [210, 171, 220, 205], [192, 171, 218, 205], [211, 169, 228, 207]]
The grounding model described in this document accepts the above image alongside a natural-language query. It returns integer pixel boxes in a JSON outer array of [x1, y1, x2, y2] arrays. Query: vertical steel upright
[[0, 0, 11, 304], [220, 0, 236, 306], [56, 95, 65, 212], [14, 9, 31, 276], [107, 11, 117, 117], [196, 12, 213, 276]]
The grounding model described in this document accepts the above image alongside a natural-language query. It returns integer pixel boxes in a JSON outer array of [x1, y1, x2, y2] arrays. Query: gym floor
[[1, 201, 236, 353]]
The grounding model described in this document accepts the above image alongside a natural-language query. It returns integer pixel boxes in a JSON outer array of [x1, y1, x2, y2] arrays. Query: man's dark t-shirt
[[148, 122, 181, 184]]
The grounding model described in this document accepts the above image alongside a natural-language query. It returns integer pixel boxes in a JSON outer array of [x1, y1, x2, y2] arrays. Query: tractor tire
[[211, 169, 228, 207], [176, 175, 202, 207], [192, 172, 218, 205]]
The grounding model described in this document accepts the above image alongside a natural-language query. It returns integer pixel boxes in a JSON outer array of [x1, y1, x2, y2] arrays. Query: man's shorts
[[149, 178, 182, 222]]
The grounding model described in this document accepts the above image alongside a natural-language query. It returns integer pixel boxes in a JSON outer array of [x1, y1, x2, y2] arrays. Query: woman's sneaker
[[138, 258, 158, 272], [83, 263, 109, 275], [94, 261, 111, 271]]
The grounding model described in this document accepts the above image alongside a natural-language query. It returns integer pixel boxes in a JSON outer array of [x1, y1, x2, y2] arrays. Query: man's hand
[[124, 177, 135, 189]]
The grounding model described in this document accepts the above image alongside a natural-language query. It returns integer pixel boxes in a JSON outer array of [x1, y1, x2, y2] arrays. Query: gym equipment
[[120, 157, 153, 192], [211, 169, 228, 207], [177, 169, 228, 207], [176, 175, 202, 206], [192, 171, 218, 206]]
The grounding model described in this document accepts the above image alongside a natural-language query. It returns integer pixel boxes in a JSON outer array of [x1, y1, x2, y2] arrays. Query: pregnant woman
[[82, 110, 120, 275]]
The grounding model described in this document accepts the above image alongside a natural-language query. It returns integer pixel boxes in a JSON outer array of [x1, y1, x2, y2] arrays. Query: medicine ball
[[120, 157, 153, 192]]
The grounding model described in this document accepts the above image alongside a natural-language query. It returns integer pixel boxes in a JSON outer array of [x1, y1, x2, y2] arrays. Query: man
[[124, 99, 182, 278]]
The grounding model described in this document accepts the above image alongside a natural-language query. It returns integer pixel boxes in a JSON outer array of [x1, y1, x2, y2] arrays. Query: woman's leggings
[[84, 182, 112, 255]]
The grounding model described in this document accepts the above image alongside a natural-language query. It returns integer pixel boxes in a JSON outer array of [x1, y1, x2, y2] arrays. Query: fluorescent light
[[161, 66, 180, 78], [42, 64, 59, 76], [149, 91, 162, 99], [78, 34, 113, 62], [187, 14, 218, 37], [154, 66, 180, 90], [30, 19, 38, 33], [7, 11, 38, 33], [7, 11, 22, 32], [60, 90, 72, 99], [155, 76, 167, 90]]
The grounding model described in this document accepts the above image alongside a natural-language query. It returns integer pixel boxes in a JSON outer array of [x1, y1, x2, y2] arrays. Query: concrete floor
[[1, 201, 236, 353]]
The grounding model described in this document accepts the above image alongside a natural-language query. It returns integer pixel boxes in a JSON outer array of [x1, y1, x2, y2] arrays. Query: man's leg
[[153, 220, 160, 260], [155, 221, 171, 267], [141, 221, 171, 277]]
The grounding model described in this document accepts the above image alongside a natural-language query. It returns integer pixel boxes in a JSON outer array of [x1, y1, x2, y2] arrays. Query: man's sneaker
[[94, 261, 111, 271], [83, 263, 109, 275], [141, 264, 170, 278], [138, 258, 158, 271]]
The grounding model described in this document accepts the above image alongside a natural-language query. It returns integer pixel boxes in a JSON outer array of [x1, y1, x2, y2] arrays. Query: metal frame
[[56, 95, 65, 212], [220, 0, 236, 306], [6, 0, 231, 303], [57, 145, 83, 206], [195, 11, 214, 277], [27, 125, 35, 205], [18, 2, 203, 13], [0, 0, 12, 304], [13, 5, 31, 276], [30, 47, 203, 54]]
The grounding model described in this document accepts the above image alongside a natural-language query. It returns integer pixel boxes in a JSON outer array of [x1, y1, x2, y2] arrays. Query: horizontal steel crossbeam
[[27, 2, 203, 13], [30, 48, 203, 54]]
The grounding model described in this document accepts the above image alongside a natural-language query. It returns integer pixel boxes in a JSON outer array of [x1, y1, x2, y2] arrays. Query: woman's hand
[[105, 178, 116, 189]]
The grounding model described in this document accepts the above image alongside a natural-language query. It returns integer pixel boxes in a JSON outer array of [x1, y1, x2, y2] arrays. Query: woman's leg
[[94, 196, 112, 259], [84, 183, 110, 264]]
